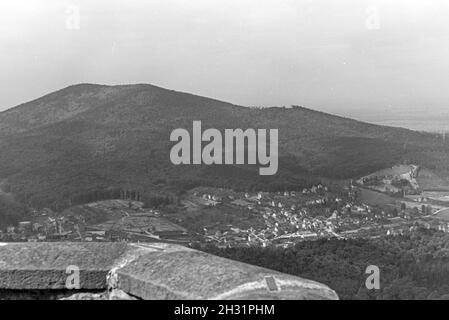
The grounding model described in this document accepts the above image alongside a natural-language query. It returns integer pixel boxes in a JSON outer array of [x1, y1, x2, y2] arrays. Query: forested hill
[[0, 83, 448, 210]]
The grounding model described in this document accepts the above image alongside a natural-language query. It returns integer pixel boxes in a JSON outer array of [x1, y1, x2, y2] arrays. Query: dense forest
[[198, 229, 449, 300]]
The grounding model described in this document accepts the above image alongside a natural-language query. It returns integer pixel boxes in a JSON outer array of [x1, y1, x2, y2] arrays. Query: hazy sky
[[1, 0, 449, 115]]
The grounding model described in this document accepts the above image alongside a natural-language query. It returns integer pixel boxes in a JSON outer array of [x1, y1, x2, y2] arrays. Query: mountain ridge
[[0, 83, 418, 135], [0, 83, 448, 213]]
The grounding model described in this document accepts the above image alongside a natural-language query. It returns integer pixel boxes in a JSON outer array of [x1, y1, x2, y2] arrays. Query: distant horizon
[[2, 0, 449, 116], [2, 80, 449, 133]]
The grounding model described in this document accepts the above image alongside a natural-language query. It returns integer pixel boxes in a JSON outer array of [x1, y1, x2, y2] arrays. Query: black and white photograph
[[0, 0, 449, 307]]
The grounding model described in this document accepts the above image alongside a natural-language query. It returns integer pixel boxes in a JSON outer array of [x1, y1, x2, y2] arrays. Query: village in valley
[[0, 200, 190, 244], [177, 179, 449, 248], [2, 164, 449, 248]]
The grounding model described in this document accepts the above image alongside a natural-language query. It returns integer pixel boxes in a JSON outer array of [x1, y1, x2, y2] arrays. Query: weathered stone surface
[[108, 288, 138, 300], [0, 242, 129, 289], [0, 242, 338, 300], [115, 243, 338, 300], [60, 292, 108, 300]]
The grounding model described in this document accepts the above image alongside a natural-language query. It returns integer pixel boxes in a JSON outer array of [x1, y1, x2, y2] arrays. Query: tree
[[392, 208, 399, 217], [401, 203, 406, 211]]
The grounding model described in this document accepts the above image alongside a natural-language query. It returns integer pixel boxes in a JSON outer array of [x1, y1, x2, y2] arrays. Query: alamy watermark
[[365, 6, 381, 30], [365, 265, 380, 290], [65, 265, 80, 289], [65, 5, 81, 30], [170, 121, 278, 175]]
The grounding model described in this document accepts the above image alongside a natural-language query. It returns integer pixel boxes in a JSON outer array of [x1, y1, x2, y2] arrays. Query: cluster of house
[[4, 184, 447, 246], [383, 217, 449, 236], [196, 185, 397, 248], [0, 208, 81, 242], [0, 204, 132, 243], [194, 193, 222, 206], [201, 179, 449, 247], [0, 198, 193, 244]]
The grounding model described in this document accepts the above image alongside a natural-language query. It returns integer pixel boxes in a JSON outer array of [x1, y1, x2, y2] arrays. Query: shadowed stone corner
[[0, 242, 338, 300]]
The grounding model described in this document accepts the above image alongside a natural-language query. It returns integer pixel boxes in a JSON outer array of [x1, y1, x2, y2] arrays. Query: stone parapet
[[0, 242, 338, 300]]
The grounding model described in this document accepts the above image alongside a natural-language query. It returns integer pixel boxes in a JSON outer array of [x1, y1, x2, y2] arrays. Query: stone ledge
[[0, 242, 338, 300], [0, 242, 129, 290]]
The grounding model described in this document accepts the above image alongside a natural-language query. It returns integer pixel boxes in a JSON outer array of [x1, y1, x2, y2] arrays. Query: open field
[[92, 214, 187, 234], [417, 168, 449, 191], [60, 199, 140, 224], [421, 191, 449, 202], [434, 208, 449, 222], [59, 199, 189, 242], [168, 203, 266, 234], [362, 165, 413, 177], [358, 188, 396, 206]]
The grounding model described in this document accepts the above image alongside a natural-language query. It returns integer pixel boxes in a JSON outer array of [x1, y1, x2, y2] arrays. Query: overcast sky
[[1, 0, 449, 116]]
